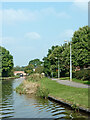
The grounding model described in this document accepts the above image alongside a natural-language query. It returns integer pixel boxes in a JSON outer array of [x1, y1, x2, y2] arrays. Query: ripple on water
[[0, 103, 14, 119], [1, 78, 88, 119]]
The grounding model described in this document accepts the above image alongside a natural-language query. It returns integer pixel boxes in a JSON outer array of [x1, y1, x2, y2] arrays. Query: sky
[[0, 1, 88, 67]]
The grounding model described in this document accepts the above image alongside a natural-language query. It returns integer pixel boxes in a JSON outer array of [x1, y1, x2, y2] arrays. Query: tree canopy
[[13, 66, 25, 71], [0, 46, 14, 77], [29, 59, 42, 67], [24, 58, 43, 75], [72, 26, 89, 68], [43, 26, 89, 77]]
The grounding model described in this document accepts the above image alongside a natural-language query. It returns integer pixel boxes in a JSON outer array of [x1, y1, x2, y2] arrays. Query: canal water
[[0, 77, 88, 119]]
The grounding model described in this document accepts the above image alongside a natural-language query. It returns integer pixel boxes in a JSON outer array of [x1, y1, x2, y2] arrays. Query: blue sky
[[0, 1, 88, 67]]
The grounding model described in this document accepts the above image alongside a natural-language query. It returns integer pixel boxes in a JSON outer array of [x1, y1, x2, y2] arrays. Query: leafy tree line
[[13, 66, 25, 71], [1, 25, 88, 78], [23, 25, 89, 79], [0, 46, 14, 77], [24, 59, 44, 75], [43, 26, 89, 78]]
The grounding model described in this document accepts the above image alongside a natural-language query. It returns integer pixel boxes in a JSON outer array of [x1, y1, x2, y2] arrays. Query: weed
[[71, 103, 79, 112]]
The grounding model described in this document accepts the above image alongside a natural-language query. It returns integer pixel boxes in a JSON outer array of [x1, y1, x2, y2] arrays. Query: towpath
[[52, 78, 90, 88]]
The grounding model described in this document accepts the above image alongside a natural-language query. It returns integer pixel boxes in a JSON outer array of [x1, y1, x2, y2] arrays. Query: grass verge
[[16, 75, 89, 109], [39, 77, 89, 109]]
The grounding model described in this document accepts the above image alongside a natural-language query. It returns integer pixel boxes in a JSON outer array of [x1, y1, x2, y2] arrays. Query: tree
[[43, 45, 59, 77], [48, 45, 69, 77], [24, 64, 34, 75], [29, 59, 42, 67], [35, 65, 44, 74], [72, 26, 89, 68], [13, 66, 25, 71], [43, 26, 89, 77], [0, 46, 14, 77]]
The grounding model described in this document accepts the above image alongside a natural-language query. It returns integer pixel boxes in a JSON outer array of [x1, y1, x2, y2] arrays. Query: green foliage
[[43, 26, 89, 78], [35, 65, 44, 73], [43, 57, 51, 77], [27, 73, 44, 82], [29, 59, 42, 67], [74, 69, 90, 81], [72, 26, 89, 68], [0, 46, 14, 77], [36, 85, 49, 99], [24, 64, 34, 75], [25, 59, 43, 75], [13, 66, 25, 71], [43, 45, 59, 77]]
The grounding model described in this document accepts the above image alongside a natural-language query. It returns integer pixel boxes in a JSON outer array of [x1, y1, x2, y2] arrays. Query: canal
[[0, 77, 88, 119]]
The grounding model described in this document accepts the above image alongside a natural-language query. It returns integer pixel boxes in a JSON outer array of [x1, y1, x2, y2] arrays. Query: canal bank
[[15, 74, 89, 118], [48, 96, 90, 114], [39, 77, 89, 110], [1, 77, 89, 119], [1, 76, 20, 80]]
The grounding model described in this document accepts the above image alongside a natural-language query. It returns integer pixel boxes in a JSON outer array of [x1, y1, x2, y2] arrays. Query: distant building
[[14, 71, 27, 76]]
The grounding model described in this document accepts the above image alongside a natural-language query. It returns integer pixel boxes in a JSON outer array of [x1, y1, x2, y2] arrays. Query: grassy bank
[[39, 78, 89, 109], [60, 77, 90, 85], [16, 74, 89, 109], [16, 74, 48, 98], [16, 80, 39, 94]]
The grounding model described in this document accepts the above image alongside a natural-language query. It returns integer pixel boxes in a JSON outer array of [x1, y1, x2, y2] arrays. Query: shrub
[[27, 73, 44, 82], [64, 72, 69, 77], [74, 69, 90, 81], [36, 86, 49, 99]]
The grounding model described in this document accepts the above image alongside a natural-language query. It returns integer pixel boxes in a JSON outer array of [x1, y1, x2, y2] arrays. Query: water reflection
[[0, 78, 88, 119], [1, 79, 14, 118]]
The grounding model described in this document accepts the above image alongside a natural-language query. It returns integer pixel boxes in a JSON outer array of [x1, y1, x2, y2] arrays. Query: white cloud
[[25, 32, 41, 40], [41, 7, 70, 18], [2, 7, 70, 24], [2, 9, 38, 24]]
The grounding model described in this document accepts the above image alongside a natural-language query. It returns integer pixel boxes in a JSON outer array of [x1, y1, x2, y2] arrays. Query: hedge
[[74, 69, 90, 81]]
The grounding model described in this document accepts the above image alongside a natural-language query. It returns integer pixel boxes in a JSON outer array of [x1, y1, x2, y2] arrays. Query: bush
[[27, 73, 44, 82], [64, 72, 69, 77], [74, 69, 90, 81], [36, 86, 49, 99]]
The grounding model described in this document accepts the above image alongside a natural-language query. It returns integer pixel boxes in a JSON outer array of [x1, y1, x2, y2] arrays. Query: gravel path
[[52, 78, 90, 88]]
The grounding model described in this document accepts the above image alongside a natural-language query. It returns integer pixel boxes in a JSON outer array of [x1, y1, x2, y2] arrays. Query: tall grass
[[16, 83, 26, 94], [16, 73, 49, 98]]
